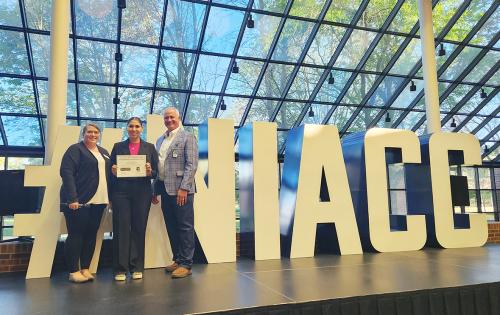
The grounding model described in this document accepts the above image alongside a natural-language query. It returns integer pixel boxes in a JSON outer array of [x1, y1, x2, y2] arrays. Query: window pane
[[245, 99, 277, 123], [478, 168, 492, 189], [390, 191, 407, 215], [391, 79, 424, 109], [347, 108, 381, 132], [474, 118, 499, 141], [364, 34, 406, 72], [0, 78, 36, 114], [444, 0, 495, 42], [191, 55, 231, 93], [470, 7, 500, 46], [462, 167, 477, 189], [24, 0, 56, 31], [121, 0, 163, 45], [0, 0, 22, 27], [440, 84, 473, 112], [2, 116, 42, 146], [75, 0, 117, 40], [327, 106, 354, 129], [78, 84, 114, 119], [238, 13, 281, 59], [440, 47, 481, 81], [153, 91, 186, 115], [275, 102, 305, 129], [340, 74, 378, 104], [395, 111, 425, 130], [388, 164, 405, 189], [37, 81, 77, 116], [315, 70, 350, 103], [30, 34, 75, 80], [225, 60, 264, 96], [253, 0, 287, 14], [287, 66, 323, 100], [184, 94, 217, 124], [120, 45, 157, 87], [289, 0, 327, 19], [465, 190, 478, 213], [357, 0, 397, 29], [272, 19, 315, 63], [213, 0, 248, 8], [464, 51, 500, 83], [157, 50, 195, 90], [432, 0, 464, 36], [163, 0, 206, 49], [117, 88, 152, 120], [366, 76, 405, 107], [77, 39, 116, 84], [217, 97, 249, 125], [387, 0, 419, 34], [305, 24, 345, 66], [324, 0, 362, 24], [389, 38, 421, 75], [202, 6, 244, 54], [256, 63, 295, 98], [0, 30, 30, 75], [300, 104, 332, 125], [335, 29, 377, 70]]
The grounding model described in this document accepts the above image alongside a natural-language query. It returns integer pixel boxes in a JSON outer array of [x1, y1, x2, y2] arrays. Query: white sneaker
[[132, 272, 143, 280], [114, 273, 126, 281]]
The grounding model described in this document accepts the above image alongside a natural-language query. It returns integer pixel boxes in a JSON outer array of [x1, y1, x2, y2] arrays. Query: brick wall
[[0, 242, 31, 273], [487, 222, 500, 244], [2, 224, 500, 273]]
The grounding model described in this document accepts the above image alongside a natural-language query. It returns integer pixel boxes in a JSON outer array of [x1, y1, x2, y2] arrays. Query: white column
[[45, 0, 70, 163], [417, 0, 441, 134]]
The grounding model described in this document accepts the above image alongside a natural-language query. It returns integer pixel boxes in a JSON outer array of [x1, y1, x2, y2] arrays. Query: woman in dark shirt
[[110, 117, 158, 281], [60, 123, 110, 283]]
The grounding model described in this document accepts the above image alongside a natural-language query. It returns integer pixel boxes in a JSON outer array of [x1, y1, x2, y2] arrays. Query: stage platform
[[1, 245, 500, 315]]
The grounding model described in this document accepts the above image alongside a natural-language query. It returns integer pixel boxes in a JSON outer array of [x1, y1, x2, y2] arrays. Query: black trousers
[[111, 185, 151, 273], [63, 204, 106, 273], [158, 181, 195, 268]]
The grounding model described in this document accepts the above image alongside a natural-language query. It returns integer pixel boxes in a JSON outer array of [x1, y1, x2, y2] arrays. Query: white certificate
[[116, 155, 147, 178]]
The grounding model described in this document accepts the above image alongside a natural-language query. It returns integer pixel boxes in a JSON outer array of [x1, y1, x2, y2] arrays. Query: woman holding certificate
[[110, 117, 158, 281]]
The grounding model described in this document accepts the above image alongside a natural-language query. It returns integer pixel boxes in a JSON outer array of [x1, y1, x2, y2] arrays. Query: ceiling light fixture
[[438, 43, 446, 56], [247, 14, 254, 28]]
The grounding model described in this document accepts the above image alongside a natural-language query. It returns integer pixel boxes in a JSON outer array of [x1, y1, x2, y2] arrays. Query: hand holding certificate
[[116, 155, 147, 178]]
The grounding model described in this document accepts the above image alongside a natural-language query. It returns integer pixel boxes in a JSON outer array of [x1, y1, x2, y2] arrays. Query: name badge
[[172, 150, 178, 158]]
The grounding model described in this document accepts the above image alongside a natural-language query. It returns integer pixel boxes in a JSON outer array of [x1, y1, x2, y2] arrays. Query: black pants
[[158, 181, 195, 268], [111, 186, 151, 273], [63, 204, 106, 273]]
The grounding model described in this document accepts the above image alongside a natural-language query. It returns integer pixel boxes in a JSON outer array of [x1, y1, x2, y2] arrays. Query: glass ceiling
[[0, 0, 498, 162]]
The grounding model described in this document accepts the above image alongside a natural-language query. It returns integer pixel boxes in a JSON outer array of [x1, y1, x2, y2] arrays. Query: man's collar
[[165, 125, 181, 137]]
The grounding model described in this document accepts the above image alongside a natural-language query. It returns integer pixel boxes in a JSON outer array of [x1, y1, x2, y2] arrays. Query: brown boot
[[165, 262, 179, 273], [171, 267, 192, 279]]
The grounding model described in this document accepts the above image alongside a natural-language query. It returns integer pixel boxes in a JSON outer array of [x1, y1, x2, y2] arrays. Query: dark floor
[[1, 245, 500, 315]]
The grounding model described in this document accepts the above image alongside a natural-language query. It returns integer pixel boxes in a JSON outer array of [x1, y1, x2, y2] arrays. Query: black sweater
[[60, 142, 111, 208]]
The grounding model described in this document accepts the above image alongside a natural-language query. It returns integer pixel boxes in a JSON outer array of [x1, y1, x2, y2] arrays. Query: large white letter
[[280, 125, 362, 258], [429, 132, 487, 248], [194, 118, 236, 262], [239, 122, 280, 260], [364, 128, 426, 252]]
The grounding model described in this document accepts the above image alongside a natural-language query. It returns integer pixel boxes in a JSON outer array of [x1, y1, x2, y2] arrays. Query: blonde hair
[[82, 123, 101, 135]]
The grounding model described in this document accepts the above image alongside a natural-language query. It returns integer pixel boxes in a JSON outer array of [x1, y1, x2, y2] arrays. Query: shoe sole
[[171, 271, 192, 279]]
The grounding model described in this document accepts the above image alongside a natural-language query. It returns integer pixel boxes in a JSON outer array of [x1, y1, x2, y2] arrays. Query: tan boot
[[69, 272, 89, 283], [171, 267, 192, 279], [165, 262, 179, 273], [80, 269, 95, 281]]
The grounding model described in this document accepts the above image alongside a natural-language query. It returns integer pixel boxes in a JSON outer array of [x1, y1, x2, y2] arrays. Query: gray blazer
[[155, 129, 198, 195]]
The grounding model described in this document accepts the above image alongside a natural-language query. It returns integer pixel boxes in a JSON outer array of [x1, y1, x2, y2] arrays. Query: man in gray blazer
[[153, 107, 198, 278]]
